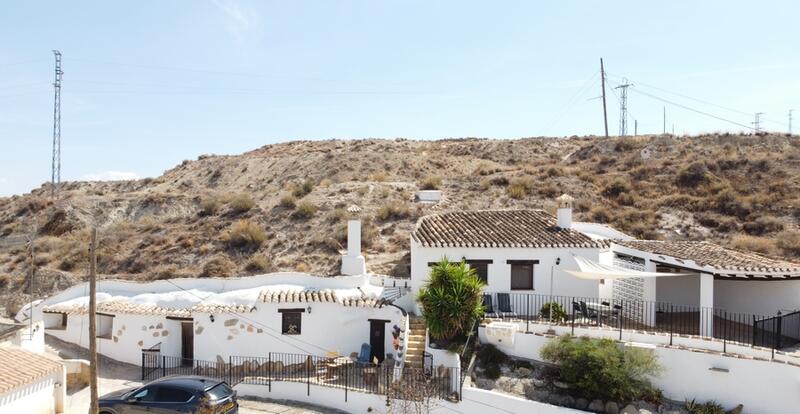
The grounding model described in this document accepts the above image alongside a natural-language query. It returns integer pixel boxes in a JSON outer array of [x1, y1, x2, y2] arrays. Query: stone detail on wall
[[113, 336, 118, 343], [224, 318, 238, 327], [153, 331, 160, 337], [227, 335, 233, 340], [161, 330, 169, 337], [138, 340, 143, 346], [195, 326, 204, 335], [156, 323, 163, 329]]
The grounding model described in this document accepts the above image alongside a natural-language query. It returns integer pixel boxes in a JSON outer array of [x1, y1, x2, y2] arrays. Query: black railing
[[754, 310, 800, 349], [484, 292, 783, 350], [142, 351, 460, 402]]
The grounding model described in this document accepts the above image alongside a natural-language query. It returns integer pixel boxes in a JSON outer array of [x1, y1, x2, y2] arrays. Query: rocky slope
[[1, 134, 799, 314]]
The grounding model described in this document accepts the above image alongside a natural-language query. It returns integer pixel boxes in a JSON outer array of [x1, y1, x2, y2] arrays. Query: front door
[[181, 322, 194, 365], [369, 320, 387, 363]]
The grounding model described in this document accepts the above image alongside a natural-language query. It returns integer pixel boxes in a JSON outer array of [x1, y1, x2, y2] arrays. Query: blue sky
[[1, 1, 798, 196]]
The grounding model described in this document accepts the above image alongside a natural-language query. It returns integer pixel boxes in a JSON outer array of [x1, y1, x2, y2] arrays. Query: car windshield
[[206, 383, 233, 401]]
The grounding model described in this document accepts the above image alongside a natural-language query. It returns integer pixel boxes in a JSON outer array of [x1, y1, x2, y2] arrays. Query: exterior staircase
[[405, 315, 427, 370]]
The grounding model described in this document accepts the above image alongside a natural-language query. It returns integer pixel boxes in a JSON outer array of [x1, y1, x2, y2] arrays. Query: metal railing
[[142, 351, 460, 402], [484, 292, 788, 350], [754, 309, 800, 349]]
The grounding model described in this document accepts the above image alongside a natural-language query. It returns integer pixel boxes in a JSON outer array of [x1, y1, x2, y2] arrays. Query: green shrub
[[292, 180, 315, 198], [420, 176, 442, 190], [686, 399, 725, 414], [226, 220, 267, 250], [279, 195, 297, 209], [483, 364, 501, 380], [476, 344, 508, 367], [540, 335, 663, 402], [292, 202, 317, 220], [539, 301, 567, 322], [417, 259, 485, 341], [229, 193, 256, 213]]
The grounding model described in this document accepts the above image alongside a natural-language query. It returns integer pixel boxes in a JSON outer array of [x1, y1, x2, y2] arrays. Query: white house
[[0, 346, 66, 414]]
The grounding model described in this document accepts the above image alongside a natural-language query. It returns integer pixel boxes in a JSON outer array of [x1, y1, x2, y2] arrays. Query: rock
[[726, 405, 743, 414], [605, 401, 619, 414], [553, 380, 570, 390], [562, 395, 576, 408], [636, 401, 658, 413], [532, 378, 546, 387], [588, 400, 605, 412], [475, 378, 495, 390], [574, 398, 589, 410], [621, 404, 639, 414], [515, 367, 532, 377]]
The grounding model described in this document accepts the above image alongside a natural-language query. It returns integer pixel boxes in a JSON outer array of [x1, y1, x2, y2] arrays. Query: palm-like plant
[[417, 258, 485, 342]]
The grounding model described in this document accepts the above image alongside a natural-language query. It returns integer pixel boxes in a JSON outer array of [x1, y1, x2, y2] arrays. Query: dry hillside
[[2, 134, 800, 315]]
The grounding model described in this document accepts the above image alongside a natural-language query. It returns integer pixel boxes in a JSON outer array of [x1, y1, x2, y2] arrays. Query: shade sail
[[564, 256, 691, 280]]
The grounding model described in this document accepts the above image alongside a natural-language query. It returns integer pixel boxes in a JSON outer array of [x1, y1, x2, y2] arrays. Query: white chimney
[[341, 205, 366, 275], [556, 194, 574, 229]]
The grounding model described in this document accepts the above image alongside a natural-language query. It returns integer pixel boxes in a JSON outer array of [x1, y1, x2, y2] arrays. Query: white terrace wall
[[714, 278, 800, 316], [479, 325, 800, 414], [47, 313, 183, 366], [0, 369, 64, 414], [193, 303, 405, 362], [235, 381, 586, 414], [410, 243, 602, 311]]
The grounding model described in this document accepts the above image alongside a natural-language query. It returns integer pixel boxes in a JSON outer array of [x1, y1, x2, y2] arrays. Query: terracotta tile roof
[[258, 288, 388, 308], [0, 323, 25, 340], [413, 210, 604, 248], [0, 347, 62, 394], [43, 301, 194, 318], [616, 240, 800, 275]]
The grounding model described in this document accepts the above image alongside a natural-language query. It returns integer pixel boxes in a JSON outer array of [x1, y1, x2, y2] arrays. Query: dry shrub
[[150, 264, 180, 280], [225, 220, 266, 250], [229, 193, 255, 213], [291, 202, 317, 220], [369, 172, 388, 182], [0, 274, 10, 290], [376, 203, 411, 222], [201, 254, 235, 278], [713, 189, 751, 218], [602, 177, 631, 198], [676, 162, 710, 187], [244, 255, 271, 273], [279, 195, 297, 209], [776, 231, 800, 257], [419, 176, 442, 190], [200, 196, 221, 216], [743, 217, 784, 236], [291, 180, 315, 198], [507, 176, 533, 199], [731, 234, 777, 256], [590, 206, 613, 223]]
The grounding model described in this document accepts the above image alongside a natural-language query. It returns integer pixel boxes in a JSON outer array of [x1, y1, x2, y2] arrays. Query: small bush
[[201, 254, 235, 278], [291, 180, 315, 198], [420, 176, 442, 190], [476, 343, 508, 367], [200, 196, 221, 216], [602, 177, 631, 198], [539, 301, 567, 322], [590, 206, 613, 223], [279, 195, 297, 209], [743, 216, 784, 236], [376, 204, 410, 221], [292, 202, 317, 220], [676, 162, 710, 187], [777, 230, 800, 256], [714, 189, 750, 218], [685, 399, 725, 414], [507, 183, 527, 199], [540, 335, 663, 402], [483, 364, 501, 380], [226, 220, 267, 250], [244, 255, 271, 273], [0, 274, 10, 290], [229, 193, 255, 213]]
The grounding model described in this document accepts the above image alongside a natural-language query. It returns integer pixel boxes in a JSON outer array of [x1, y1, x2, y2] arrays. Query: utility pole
[[89, 228, 98, 414], [663, 106, 666, 134], [615, 78, 633, 136], [26, 226, 36, 336], [51, 50, 63, 199], [600, 58, 609, 138], [753, 112, 764, 133], [790, 110, 794, 135], [634, 120, 638, 136]]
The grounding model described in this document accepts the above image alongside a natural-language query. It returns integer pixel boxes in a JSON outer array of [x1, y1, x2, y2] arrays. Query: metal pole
[[344, 362, 349, 402], [268, 353, 272, 392], [670, 304, 674, 346], [229, 356, 232, 385], [571, 299, 575, 336], [89, 228, 99, 414], [526, 294, 530, 333], [141, 352, 145, 381], [601, 58, 609, 138]]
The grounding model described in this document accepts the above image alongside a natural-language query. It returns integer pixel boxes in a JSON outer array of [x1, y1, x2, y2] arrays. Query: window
[[43, 312, 67, 330], [465, 260, 491, 284], [155, 387, 194, 403], [280, 310, 303, 335], [206, 383, 234, 401], [510, 262, 535, 290], [131, 386, 157, 402], [96, 313, 114, 339]]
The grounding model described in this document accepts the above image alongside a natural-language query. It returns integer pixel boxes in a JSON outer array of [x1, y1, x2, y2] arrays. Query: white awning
[[564, 256, 691, 280]]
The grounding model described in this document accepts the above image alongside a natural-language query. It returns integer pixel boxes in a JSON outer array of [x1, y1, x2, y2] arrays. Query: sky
[[1, 1, 799, 196]]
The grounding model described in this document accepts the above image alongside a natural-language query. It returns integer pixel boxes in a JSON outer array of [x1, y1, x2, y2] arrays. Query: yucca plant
[[417, 258, 485, 342]]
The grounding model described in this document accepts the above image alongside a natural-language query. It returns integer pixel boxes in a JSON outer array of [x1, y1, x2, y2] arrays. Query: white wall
[[715, 279, 800, 316], [410, 242, 602, 311], [47, 313, 183, 366], [235, 381, 586, 414], [480, 326, 800, 414], [0, 370, 63, 414], [193, 303, 405, 362], [0, 321, 45, 353], [656, 275, 700, 306]]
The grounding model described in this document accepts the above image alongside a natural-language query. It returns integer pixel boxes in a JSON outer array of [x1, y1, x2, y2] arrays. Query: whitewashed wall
[[715, 279, 800, 316], [656, 275, 700, 306], [47, 313, 183, 366], [479, 326, 800, 414], [0, 321, 45, 353], [193, 303, 405, 362], [410, 242, 602, 312], [0, 370, 64, 414]]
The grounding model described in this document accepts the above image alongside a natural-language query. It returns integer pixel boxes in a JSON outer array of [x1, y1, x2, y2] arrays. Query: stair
[[404, 315, 427, 370]]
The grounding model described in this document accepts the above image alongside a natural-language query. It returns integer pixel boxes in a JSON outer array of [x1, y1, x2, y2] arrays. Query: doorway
[[181, 322, 194, 366], [369, 319, 388, 363]]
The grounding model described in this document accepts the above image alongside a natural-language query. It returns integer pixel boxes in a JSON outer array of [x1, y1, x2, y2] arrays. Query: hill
[[1, 133, 799, 315]]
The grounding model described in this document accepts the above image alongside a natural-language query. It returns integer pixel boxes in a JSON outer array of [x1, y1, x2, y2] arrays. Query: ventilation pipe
[[556, 194, 574, 229], [341, 205, 367, 275]]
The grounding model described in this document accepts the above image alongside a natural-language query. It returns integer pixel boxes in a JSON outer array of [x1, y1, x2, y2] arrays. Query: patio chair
[[356, 343, 372, 366], [497, 293, 517, 319], [482, 294, 499, 318], [579, 301, 598, 321]]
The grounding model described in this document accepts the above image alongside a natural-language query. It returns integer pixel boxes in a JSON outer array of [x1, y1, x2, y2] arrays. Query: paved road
[[239, 398, 347, 413]]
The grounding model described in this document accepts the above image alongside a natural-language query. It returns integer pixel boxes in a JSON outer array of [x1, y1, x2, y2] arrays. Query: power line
[[753, 112, 765, 133], [625, 87, 756, 131], [790, 109, 794, 135], [542, 70, 599, 134], [614, 78, 633, 136]]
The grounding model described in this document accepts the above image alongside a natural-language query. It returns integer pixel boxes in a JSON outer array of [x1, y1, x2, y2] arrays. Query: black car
[[99, 375, 238, 414]]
